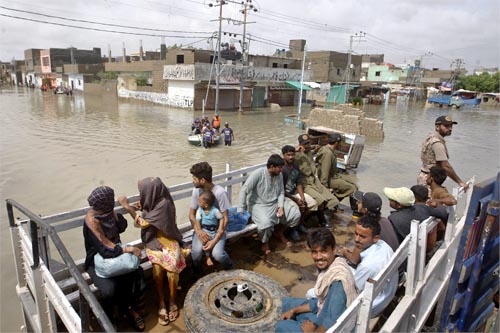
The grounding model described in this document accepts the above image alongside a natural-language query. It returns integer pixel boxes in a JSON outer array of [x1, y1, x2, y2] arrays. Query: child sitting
[[195, 191, 228, 266], [426, 166, 458, 207]]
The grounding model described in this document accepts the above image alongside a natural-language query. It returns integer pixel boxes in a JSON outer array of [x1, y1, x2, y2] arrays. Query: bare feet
[[261, 242, 271, 255], [206, 256, 214, 266]]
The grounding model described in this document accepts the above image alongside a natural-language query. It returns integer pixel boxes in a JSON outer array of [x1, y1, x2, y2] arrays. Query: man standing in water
[[418, 116, 468, 191]]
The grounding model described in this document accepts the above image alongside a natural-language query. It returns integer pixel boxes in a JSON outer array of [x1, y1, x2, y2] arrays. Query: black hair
[[281, 145, 296, 154], [199, 190, 216, 207], [307, 228, 336, 250], [357, 215, 381, 237], [411, 185, 429, 203], [190, 162, 213, 183], [430, 166, 447, 185], [267, 154, 285, 168]]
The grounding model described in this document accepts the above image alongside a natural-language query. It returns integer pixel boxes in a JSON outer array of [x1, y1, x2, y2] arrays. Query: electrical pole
[[215, 1, 224, 116], [345, 32, 365, 104], [237, 0, 257, 112], [297, 45, 307, 121]]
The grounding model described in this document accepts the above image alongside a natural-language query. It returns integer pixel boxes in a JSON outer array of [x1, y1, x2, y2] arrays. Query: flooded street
[[1, 86, 499, 332]]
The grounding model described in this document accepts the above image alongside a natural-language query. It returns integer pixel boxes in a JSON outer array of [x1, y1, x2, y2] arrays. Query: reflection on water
[[1, 86, 499, 331]]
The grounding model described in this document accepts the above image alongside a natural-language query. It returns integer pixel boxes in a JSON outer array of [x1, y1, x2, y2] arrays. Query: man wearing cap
[[316, 133, 359, 216], [295, 134, 340, 225], [353, 191, 399, 252], [221, 122, 234, 146], [418, 116, 468, 191]]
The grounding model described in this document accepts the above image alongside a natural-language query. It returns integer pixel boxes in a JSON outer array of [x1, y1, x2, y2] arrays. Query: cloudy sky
[[0, 0, 498, 72]]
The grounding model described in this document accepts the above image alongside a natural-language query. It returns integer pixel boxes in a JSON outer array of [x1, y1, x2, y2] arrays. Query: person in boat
[[418, 116, 468, 192], [212, 114, 221, 131], [281, 145, 319, 239], [237, 154, 301, 254], [295, 134, 340, 228], [340, 215, 398, 317], [83, 186, 146, 331], [202, 124, 214, 148], [118, 177, 188, 326], [189, 162, 234, 275], [275, 228, 358, 333], [316, 133, 360, 218], [191, 118, 201, 134], [221, 122, 234, 146]]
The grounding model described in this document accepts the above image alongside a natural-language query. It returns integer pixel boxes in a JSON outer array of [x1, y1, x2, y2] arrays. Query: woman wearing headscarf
[[119, 177, 187, 326], [83, 186, 146, 331]]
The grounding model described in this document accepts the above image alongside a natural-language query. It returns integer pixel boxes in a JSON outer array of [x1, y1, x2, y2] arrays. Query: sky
[[0, 0, 499, 72]]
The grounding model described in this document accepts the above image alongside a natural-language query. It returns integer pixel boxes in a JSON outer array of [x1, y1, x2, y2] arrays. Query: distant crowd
[[83, 114, 467, 331]]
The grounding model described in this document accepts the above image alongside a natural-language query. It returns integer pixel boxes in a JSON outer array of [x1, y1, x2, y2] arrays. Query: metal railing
[[6, 162, 264, 333], [327, 178, 475, 333]]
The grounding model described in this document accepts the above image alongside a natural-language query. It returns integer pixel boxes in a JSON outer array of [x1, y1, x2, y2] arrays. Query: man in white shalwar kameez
[[238, 154, 300, 254]]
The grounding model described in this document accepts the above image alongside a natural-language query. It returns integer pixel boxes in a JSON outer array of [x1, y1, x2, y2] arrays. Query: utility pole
[[450, 58, 464, 86], [238, 0, 257, 112], [297, 45, 307, 121], [215, 1, 224, 116], [345, 32, 365, 104]]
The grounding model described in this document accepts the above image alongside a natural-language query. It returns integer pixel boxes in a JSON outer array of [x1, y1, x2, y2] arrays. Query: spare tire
[[184, 269, 288, 332]]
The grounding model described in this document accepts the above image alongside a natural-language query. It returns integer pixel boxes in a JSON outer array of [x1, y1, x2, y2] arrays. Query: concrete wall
[[85, 81, 118, 96], [68, 74, 84, 91], [163, 63, 310, 82], [105, 60, 164, 72], [64, 63, 104, 75], [367, 65, 407, 82]]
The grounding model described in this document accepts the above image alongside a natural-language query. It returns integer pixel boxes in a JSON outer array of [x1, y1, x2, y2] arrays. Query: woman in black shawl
[[119, 177, 187, 326], [83, 186, 146, 331]]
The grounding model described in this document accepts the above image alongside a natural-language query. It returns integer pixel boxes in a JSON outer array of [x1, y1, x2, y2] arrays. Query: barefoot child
[[196, 191, 231, 266]]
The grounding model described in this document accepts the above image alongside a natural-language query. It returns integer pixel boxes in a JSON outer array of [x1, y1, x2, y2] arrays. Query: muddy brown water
[[1, 86, 499, 332]]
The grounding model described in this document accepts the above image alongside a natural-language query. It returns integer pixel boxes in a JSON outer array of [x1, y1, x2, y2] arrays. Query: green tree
[[456, 72, 499, 92]]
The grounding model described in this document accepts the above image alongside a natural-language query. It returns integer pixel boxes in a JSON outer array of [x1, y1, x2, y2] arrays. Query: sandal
[[128, 307, 145, 332], [169, 304, 179, 322], [158, 308, 169, 326]]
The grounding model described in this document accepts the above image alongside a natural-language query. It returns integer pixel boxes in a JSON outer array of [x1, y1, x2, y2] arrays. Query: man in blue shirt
[[275, 228, 358, 332], [221, 122, 234, 146], [347, 215, 398, 317]]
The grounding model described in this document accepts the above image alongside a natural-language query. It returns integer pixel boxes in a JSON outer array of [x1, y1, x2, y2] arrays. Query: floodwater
[[1, 86, 499, 332]]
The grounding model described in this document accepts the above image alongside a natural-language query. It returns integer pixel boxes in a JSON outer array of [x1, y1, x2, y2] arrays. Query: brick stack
[[306, 107, 384, 138], [360, 117, 384, 138]]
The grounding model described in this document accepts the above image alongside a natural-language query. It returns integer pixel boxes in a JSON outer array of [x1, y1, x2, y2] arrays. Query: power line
[[0, 13, 209, 38], [0, 5, 213, 34]]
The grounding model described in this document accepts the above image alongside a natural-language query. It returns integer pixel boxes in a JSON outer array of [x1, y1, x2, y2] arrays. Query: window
[[42, 56, 50, 67], [283, 64, 288, 68], [210, 55, 214, 64], [177, 54, 184, 64], [337, 68, 341, 75], [375, 71, 381, 77], [272, 63, 278, 68], [353, 70, 356, 76], [78, 80, 81, 85]]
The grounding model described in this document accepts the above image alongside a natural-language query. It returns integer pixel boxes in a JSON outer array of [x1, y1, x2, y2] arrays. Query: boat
[[306, 126, 365, 170], [6, 160, 490, 333], [187, 132, 222, 146]]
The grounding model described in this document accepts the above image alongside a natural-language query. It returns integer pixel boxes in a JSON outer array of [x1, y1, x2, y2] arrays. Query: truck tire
[[184, 269, 288, 332]]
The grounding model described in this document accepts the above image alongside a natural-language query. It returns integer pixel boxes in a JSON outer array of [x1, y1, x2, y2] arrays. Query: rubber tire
[[184, 269, 288, 332]]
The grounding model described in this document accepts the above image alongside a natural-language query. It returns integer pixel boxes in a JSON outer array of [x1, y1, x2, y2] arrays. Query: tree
[[456, 72, 499, 92]]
